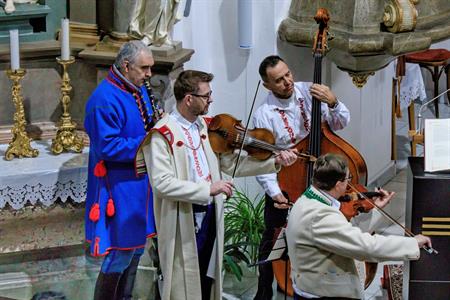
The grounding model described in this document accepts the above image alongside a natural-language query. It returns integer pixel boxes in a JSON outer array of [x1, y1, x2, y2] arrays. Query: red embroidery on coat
[[182, 127, 204, 178]]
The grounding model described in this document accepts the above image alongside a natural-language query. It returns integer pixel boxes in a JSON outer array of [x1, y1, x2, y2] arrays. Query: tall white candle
[[61, 18, 70, 60], [9, 29, 20, 71]]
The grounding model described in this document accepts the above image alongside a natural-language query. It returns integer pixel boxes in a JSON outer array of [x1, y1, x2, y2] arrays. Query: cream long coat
[[286, 186, 420, 299], [143, 115, 279, 300]]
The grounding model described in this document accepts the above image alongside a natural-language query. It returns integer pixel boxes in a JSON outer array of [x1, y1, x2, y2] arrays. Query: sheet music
[[266, 227, 287, 261], [424, 118, 450, 172]]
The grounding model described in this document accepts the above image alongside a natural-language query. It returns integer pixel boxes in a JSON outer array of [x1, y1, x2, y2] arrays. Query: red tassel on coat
[[89, 203, 100, 222], [94, 160, 107, 177], [106, 198, 115, 217]]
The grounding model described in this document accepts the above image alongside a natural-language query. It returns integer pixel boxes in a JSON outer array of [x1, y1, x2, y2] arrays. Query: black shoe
[[94, 272, 121, 300]]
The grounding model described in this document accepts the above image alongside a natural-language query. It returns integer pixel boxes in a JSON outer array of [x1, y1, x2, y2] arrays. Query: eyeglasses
[[344, 174, 353, 181], [190, 91, 213, 101]]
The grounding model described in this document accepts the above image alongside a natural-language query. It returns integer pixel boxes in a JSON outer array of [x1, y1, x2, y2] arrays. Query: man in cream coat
[[143, 70, 297, 300], [286, 153, 432, 300]]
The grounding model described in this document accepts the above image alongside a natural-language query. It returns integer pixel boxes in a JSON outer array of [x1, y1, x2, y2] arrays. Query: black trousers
[[254, 194, 289, 300], [197, 207, 216, 300]]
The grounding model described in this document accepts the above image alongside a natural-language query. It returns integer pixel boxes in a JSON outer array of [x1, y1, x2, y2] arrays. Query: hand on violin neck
[[372, 188, 395, 209], [272, 193, 291, 210], [309, 83, 337, 107], [210, 180, 234, 199], [274, 149, 298, 167]]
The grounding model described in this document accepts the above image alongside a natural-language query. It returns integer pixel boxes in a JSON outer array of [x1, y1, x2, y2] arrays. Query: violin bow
[[230, 80, 261, 179], [347, 182, 438, 255]]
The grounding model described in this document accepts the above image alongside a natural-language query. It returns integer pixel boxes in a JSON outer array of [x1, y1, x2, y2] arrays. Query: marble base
[[69, 22, 100, 47], [149, 41, 183, 57], [94, 32, 132, 53]]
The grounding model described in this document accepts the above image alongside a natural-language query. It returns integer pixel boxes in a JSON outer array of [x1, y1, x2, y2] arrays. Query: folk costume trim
[[277, 109, 296, 144], [181, 126, 202, 151], [89, 160, 116, 222], [180, 125, 211, 182], [154, 126, 175, 149], [276, 97, 310, 144], [203, 116, 213, 126], [107, 65, 154, 132], [303, 187, 331, 207], [298, 97, 311, 132]]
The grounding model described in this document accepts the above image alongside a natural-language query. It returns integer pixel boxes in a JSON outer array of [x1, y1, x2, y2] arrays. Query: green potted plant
[[223, 188, 265, 281]]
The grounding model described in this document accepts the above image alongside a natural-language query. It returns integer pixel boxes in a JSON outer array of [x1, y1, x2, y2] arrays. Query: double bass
[[272, 8, 375, 296]]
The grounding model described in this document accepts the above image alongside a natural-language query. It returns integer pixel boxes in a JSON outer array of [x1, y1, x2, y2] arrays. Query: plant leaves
[[223, 187, 266, 274]]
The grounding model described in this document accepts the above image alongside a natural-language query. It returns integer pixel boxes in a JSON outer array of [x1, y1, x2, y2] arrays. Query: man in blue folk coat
[[84, 40, 156, 300]]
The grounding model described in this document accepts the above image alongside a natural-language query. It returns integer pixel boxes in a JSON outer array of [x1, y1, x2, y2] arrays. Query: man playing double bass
[[252, 55, 351, 299], [286, 153, 432, 299]]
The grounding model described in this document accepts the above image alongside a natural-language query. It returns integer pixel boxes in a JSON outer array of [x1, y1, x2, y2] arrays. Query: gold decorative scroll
[[383, 0, 418, 33]]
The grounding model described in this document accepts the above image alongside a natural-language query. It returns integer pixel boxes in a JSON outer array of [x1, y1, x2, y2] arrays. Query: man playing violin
[[286, 153, 432, 300], [142, 70, 297, 300], [253, 55, 351, 299]]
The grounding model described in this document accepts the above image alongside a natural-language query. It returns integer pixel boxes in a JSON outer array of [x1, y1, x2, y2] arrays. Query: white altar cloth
[[393, 62, 427, 109], [0, 140, 88, 210]]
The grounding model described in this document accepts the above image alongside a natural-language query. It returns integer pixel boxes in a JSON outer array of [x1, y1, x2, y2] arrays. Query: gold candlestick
[[51, 56, 84, 154], [5, 69, 39, 161]]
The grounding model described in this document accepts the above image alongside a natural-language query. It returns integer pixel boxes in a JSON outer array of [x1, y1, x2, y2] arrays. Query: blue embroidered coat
[[84, 67, 156, 256]]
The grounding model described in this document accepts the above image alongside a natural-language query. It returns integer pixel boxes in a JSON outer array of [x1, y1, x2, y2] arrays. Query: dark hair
[[173, 70, 214, 102], [312, 153, 348, 191], [259, 55, 285, 82]]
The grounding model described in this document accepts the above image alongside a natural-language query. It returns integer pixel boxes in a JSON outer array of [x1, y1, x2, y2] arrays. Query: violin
[[208, 113, 314, 161], [347, 182, 438, 255], [339, 184, 381, 221]]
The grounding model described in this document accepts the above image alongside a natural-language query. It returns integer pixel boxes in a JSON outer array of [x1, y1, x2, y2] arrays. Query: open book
[[424, 118, 450, 172]]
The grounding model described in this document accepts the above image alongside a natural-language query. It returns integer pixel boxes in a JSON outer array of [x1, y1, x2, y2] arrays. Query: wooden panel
[[406, 157, 450, 300]]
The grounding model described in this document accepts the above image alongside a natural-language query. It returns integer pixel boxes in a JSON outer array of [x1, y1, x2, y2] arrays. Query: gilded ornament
[[51, 57, 84, 154], [383, 0, 418, 33], [349, 72, 375, 89], [5, 69, 39, 160]]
